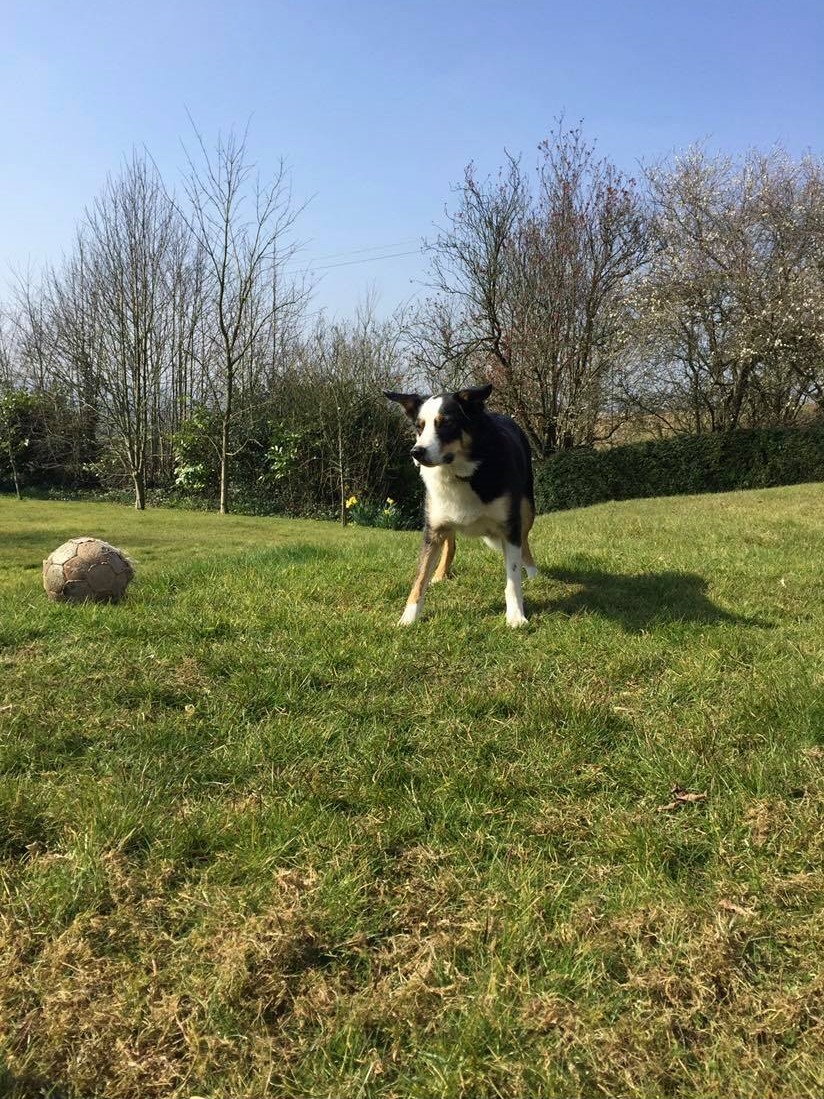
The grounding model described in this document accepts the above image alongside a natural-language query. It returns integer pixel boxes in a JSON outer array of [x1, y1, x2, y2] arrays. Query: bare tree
[[403, 296, 477, 392], [180, 123, 309, 513], [291, 298, 409, 523], [67, 154, 187, 507], [0, 307, 15, 388], [427, 123, 648, 455], [630, 146, 824, 433], [45, 237, 106, 479], [10, 274, 54, 392]]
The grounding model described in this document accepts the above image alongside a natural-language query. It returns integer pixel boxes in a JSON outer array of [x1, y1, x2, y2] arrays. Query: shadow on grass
[[146, 541, 336, 596], [0, 531, 59, 572], [0, 1066, 71, 1099], [0, 530, 58, 548], [533, 565, 768, 632]]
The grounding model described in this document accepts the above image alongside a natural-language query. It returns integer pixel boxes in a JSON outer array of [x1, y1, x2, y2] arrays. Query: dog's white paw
[[506, 608, 529, 628], [398, 603, 420, 626]]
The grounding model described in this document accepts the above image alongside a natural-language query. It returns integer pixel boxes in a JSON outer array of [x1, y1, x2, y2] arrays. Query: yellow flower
[[385, 497, 395, 506], [345, 495, 358, 509]]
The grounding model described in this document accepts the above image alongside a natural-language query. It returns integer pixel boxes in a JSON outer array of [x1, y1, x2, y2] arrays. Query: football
[[43, 537, 134, 603]]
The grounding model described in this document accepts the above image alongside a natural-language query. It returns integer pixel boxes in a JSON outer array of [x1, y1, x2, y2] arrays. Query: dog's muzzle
[[411, 445, 434, 466], [411, 446, 454, 467]]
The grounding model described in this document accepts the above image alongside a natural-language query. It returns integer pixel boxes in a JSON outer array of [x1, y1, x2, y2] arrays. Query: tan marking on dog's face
[[438, 435, 470, 462]]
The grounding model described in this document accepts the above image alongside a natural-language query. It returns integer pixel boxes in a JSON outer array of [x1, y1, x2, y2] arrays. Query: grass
[[0, 486, 822, 1098]]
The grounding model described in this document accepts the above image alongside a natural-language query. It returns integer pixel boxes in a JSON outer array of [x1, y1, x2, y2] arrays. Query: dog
[[384, 383, 537, 627]]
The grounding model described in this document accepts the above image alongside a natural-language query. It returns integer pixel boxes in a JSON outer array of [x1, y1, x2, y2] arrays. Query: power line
[[283, 246, 424, 277], [314, 248, 423, 271], [306, 238, 421, 263]]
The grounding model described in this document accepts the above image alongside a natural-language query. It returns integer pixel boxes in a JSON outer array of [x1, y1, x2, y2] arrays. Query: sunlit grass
[[1, 487, 822, 1098]]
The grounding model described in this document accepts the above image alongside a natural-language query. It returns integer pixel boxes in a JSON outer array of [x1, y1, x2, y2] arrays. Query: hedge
[[533, 424, 824, 513]]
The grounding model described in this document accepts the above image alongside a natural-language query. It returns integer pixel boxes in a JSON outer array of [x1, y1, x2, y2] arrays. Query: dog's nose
[[411, 445, 427, 462]]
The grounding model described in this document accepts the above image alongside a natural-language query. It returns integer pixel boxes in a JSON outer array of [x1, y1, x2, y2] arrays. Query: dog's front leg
[[503, 540, 528, 627], [399, 527, 445, 625]]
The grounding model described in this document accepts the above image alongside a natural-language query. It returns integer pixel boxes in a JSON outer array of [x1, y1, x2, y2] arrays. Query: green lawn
[[0, 487, 822, 1099]]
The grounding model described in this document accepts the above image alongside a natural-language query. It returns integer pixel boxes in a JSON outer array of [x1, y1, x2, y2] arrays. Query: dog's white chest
[[421, 467, 508, 537]]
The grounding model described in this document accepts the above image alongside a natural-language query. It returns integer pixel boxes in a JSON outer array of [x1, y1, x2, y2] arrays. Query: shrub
[[533, 424, 824, 513], [0, 388, 96, 492]]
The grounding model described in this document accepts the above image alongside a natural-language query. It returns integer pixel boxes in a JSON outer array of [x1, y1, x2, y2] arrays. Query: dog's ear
[[454, 384, 493, 409], [384, 391, 424, 420]]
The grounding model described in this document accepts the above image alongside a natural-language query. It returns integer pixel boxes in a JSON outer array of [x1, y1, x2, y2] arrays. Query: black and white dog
[[385, 384, 537, 627]]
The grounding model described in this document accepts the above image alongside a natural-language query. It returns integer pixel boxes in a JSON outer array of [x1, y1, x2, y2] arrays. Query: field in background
[[1, 489, 823, 1098]]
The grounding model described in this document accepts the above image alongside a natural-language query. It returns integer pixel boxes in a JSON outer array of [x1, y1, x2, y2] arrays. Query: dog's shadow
[[528, 564, 767, 632]]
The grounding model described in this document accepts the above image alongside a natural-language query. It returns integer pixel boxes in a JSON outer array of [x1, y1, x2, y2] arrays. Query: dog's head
[[384, 385, 493, 468]]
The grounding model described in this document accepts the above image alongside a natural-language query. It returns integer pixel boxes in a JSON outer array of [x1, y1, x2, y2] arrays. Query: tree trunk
[[337, 404, 347, 526], [219, 412, 230, 515], [133, 469, 146, 510], [9, 445, 22, 501]]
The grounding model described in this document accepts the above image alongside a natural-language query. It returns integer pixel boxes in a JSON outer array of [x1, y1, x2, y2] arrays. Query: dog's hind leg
[[399, 528, 446, 625], [521, 498, 538, 579], [432, 531, 456, 583], [522, 540, 537, 579]]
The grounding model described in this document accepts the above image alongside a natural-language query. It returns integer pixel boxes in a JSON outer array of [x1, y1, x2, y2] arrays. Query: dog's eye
[[415, 420, 424, 433], [434, 415, 444, 427]]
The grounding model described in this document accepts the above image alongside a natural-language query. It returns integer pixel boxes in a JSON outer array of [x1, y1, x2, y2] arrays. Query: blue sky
[[2, 0, 822, 317]]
